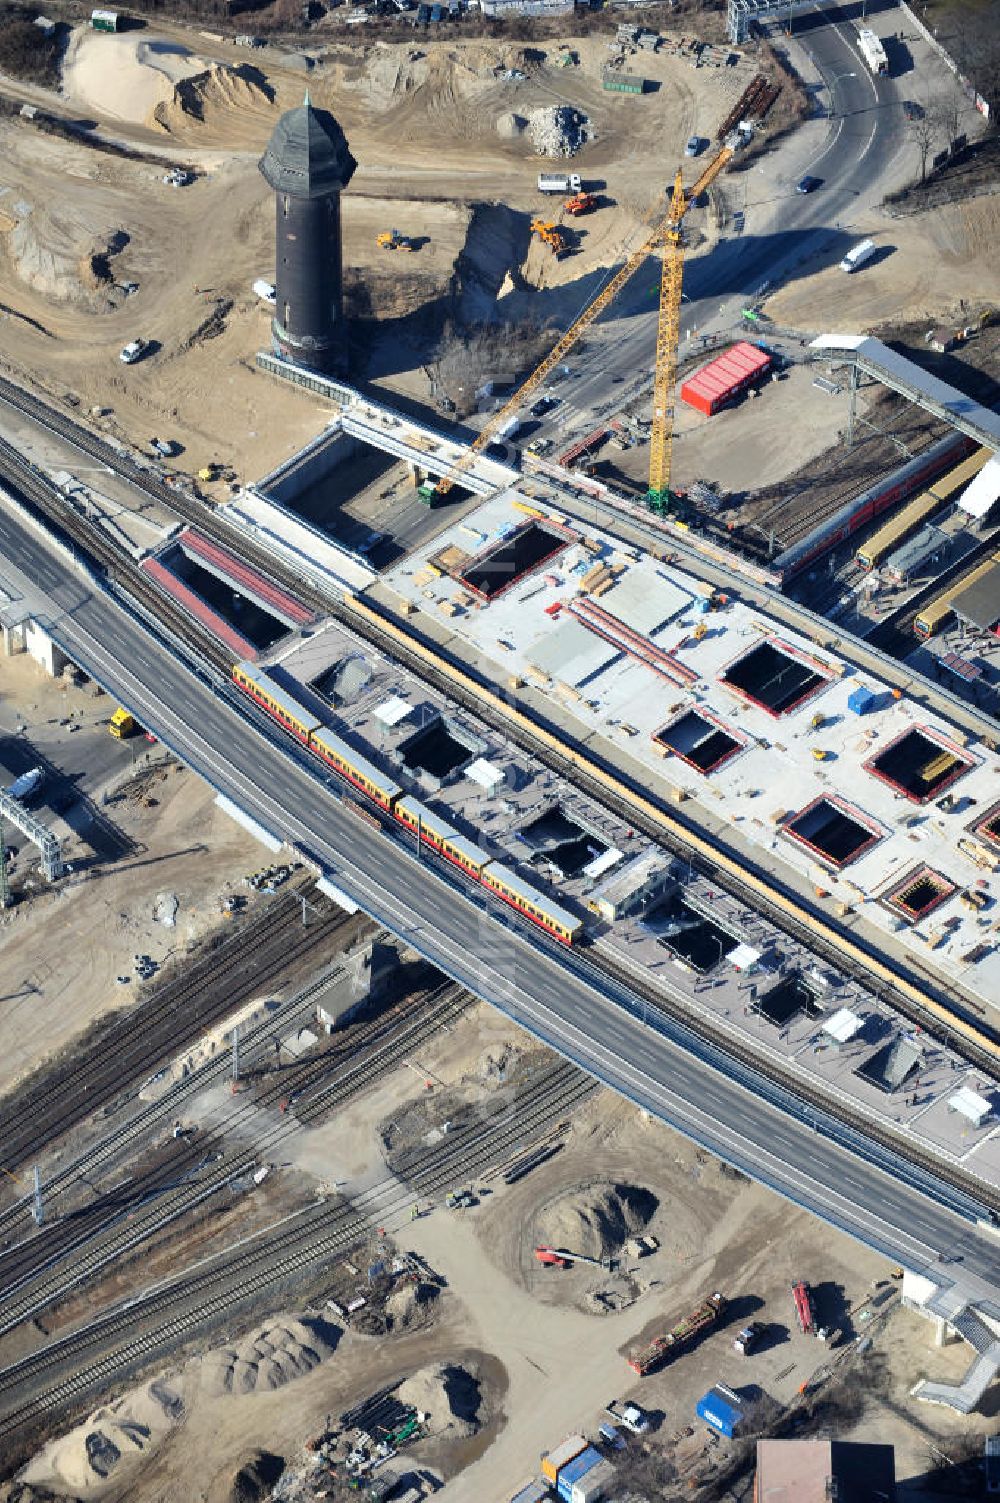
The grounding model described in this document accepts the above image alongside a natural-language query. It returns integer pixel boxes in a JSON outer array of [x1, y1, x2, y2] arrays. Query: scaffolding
[[0, 786, 61, 882]]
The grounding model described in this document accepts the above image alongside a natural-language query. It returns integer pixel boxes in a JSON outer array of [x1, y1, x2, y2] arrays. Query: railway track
[[0, 982, 468, 1340], [1, 380, 997, 1146], [0, 883, 363, 1189], [865, 534, 1000, 661], [0, 1018, 589, 1442]]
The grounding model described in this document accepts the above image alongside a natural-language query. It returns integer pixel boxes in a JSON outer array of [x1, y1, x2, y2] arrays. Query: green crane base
[[645, 487, 674, 516]]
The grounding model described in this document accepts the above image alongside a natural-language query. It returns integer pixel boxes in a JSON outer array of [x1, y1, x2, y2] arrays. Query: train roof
[[241, 664, 323, 735], [394, 795, 491, 867], [311, 726, 403, 801], [484, 861, 581, 932]]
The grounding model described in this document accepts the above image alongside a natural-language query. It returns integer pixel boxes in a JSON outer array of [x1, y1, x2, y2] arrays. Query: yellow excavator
[[376, 229, 415, 252]]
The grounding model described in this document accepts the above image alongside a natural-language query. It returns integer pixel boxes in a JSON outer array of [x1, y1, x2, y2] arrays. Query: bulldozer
[[376, 229, 415, 252], [564, 191, 597, 216], [530, 217, 567, 257]]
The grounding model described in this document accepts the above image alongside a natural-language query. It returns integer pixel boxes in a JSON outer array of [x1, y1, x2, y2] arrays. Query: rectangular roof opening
[[751, 975, 824, 1028], [398, 715, 483, 779], [719, 639, 829, 716], [654, 708, 745, 774], [864, 726, 973, 802], [972, 801, 1000, 848], [643, 894, 738, 973], [459, 519, 570, 601], [784, 795, 883, 869], [882, 865, 956, 923]]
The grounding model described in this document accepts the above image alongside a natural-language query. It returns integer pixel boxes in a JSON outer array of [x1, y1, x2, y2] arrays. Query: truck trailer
[[856, 27, 888, 75], [792, 1280, 816, 1335], [538, 172, 582, 194], [628, 1291, 726, 1375]]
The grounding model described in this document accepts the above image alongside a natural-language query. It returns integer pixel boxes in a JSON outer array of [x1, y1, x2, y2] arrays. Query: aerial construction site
[[0, 0, 998, 1499]]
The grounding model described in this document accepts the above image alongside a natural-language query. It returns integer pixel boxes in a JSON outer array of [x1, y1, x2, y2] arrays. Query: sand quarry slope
[[150, 63, 277, 138], [768, 191, 1000, 330], [18, 1317, 336, 1497]]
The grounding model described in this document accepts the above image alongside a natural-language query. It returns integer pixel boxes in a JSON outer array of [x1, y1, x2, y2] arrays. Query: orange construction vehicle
[[530, 218, 567, 257], [564, 191, 597, 216]]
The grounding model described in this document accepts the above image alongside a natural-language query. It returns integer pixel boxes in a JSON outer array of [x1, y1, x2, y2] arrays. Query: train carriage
[[481, 861, 583, 945], [311, 726, 402, 810], [394, 795, 492, 877], [233, 662, 321, 743]]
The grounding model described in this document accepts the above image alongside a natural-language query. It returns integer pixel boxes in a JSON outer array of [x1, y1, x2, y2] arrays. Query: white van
[[839, 238, 877, 273], [252, 278, 276, 304]]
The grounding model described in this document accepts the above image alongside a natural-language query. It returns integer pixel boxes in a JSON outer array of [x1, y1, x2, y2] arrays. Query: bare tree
[[947, 10, 1000, 121], [430, 318, 553, 416], [907, 102, 945, 184]]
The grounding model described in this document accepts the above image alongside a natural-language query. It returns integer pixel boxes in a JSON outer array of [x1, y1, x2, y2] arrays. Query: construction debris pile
[[528, 105, 591, 158]]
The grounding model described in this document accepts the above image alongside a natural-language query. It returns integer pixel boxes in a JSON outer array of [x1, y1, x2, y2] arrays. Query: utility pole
[[32, 1165, 43, 1227], [0, 819, 9, 910]]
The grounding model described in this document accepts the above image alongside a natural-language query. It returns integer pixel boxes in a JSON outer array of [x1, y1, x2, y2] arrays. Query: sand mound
[[201, 1316, 335, 1397], [21, 1379, 184, 1496], [496, 112, 527, 139], [228, 1450, 285, 1503], [397, 1363, 482, 1438], [150, 63, 275, 134], [386, 1280, 439, 1332], [537, 1182, 657, 1261]]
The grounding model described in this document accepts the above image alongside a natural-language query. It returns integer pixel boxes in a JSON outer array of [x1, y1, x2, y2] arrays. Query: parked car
[[902, 99, 923, 120], [530, 394, 558, 418], [119, 338, 148, 365], [796, 174, 822, 194], [684, 135, 702, 157]]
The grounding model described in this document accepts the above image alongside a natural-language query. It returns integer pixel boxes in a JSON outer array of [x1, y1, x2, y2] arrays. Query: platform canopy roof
[[948, 1085, 993, 1126], [822, 1007, 864, 1044]]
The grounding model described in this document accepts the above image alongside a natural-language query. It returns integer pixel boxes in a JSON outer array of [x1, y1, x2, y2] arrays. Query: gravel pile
[[527, 105, 591, 158]]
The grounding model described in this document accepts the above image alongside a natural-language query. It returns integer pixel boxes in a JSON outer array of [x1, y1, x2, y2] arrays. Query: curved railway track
[[0, 384, 996, 1120], [0, 1047, 590, 1440], [0, 885, 363, 1190], [0, 982, 468, 1339]]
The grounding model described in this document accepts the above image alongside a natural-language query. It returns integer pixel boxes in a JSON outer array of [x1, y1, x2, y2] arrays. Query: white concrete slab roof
[[386, 487, 1000, 1015], [527, 615, 619, 687]]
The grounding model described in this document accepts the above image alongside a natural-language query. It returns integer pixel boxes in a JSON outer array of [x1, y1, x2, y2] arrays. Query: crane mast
[[425, 143, 733, 506]]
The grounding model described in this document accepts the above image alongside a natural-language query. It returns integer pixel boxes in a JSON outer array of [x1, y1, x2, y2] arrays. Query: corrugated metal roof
[[681, 342, 771, 404]]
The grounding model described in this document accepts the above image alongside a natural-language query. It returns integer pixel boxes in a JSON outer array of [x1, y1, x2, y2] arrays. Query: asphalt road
[[4, 497, 1000, 1320], [530, 5, 909, 437]]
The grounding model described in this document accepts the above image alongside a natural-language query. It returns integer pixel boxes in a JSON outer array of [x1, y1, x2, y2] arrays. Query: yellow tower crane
[[423, 143, 733, 508]]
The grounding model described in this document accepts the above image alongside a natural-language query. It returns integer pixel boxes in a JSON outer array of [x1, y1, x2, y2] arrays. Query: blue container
[[847, 685, 878, 715], [696, 1388, 742, 1439], [695, 596, 711, 613], [556, 1447, 602, 1503]]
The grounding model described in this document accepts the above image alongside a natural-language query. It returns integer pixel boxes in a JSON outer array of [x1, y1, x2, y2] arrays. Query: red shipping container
[[680, 341, 772, 416]]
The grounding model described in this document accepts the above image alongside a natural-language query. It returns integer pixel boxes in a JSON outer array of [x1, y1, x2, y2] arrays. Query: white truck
[[856, 27, 888, 75], [839, 238, 877, 273], [605, 1399, 649, 1434], [537, 172, 582, 194]]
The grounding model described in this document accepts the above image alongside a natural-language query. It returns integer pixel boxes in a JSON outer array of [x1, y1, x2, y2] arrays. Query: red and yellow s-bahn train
[[233, 661, 583, 946]]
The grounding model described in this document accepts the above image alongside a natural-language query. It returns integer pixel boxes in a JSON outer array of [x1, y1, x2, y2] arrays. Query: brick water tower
[[259, 91, 357, 375]]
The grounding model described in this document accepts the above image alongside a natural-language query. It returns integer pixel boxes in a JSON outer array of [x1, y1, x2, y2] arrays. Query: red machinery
[[534, 1246, 571, 1268], [791, 1280, 816, 1335], [628, 1292, 726, 1375]]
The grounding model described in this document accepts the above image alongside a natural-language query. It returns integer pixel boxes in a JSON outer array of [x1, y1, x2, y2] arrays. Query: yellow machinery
[[377, 229, 414, 252], [109, 707, 136, 739], [423, 144, 733, 506]]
